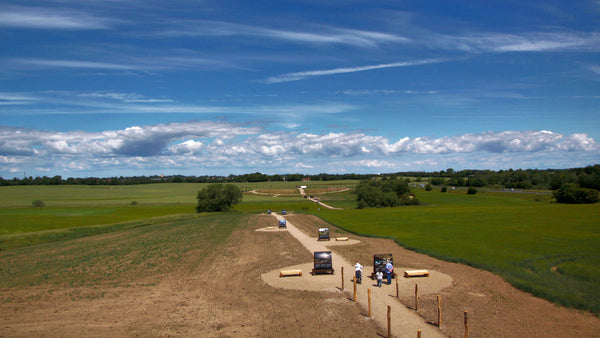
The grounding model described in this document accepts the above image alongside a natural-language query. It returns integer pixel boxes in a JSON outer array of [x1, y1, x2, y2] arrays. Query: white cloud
[[158, 20, 410, 47], [1, 122, 597, 177], [427, 31, 600, 53], [265, 58, 446, 83], [77, 92, 174, 103], [0, 5, 117, 30], [17, 58, 141, 70]]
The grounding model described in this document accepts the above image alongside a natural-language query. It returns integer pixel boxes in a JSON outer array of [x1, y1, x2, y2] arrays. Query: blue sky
[[1, 0, 599, 178]]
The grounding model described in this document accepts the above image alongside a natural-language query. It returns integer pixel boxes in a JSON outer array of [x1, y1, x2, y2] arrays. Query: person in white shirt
[[354, 262, 363, 284], [376, 270, 383, 287]]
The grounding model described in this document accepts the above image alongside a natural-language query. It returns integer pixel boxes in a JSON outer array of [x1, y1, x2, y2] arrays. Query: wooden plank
[[404, 269, 430, 278], [280, 269, 302, 277], [335, 237, 349, 241]]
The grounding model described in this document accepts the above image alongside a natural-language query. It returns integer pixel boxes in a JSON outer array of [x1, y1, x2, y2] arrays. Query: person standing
[[376, 270, 383, 287], [385, 260, 394, 285], [354, 262, 364, 284]]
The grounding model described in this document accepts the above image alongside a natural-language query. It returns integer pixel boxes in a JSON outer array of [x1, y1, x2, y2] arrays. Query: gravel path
[[261, 213, 452, 337]]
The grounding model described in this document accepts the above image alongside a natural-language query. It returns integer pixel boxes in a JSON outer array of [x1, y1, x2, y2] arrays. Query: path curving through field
[[262, 213, 451, 337]]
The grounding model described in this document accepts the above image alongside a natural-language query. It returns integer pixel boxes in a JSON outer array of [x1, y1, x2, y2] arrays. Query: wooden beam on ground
[[404, 269, 430, 278], [279, 269, 302, 277], [335, 237, 349, 241]]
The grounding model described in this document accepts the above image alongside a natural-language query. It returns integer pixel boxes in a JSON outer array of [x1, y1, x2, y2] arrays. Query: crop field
[[0, 212, 245, 291]]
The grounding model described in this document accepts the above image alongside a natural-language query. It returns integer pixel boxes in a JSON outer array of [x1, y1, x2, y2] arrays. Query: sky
[[1, 0, 599, 178]]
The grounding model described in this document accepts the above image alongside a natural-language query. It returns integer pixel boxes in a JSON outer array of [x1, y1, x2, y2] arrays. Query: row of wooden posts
[[341, 266, 470, 338]]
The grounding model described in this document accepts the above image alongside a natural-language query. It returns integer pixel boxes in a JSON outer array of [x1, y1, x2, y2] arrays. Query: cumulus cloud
[[1, 122, 597, 177]]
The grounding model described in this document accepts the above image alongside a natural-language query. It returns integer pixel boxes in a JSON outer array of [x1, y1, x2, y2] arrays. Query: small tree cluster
[[356, 178, 418, 208], [32, 200, 45, 207], [467, 187, 478, 195], [196, 184, 243, 212], [553, 183, 599, 204]]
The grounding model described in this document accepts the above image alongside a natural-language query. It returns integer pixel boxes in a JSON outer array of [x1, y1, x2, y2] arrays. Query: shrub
[[425, 183, 433, 191], [196, 184, 243, 212], [32, 200, 45, 207], [441, 186, 447, 193], [553, 183, 599, 204], [467, 187, 478, 195]]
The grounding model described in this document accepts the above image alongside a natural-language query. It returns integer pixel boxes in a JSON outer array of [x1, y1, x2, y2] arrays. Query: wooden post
[[368, 288, 372, 317], [341, 266, 344, 290], [437, 295, 442, 328], [353, 274, 357, 301], [417, 329, 421, 338], [464, 310, 469, 338], [396, 277, 399, 298], [387, 305, 391, 338], [415, 284, 419, 311]]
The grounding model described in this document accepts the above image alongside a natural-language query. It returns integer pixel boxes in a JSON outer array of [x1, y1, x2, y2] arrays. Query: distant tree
[[356, 178, 418, 208], [553, 183, 599, 204], [430, 177, 445, 185], [32, 200, 45, 207], [467, 187, 478, 195], [196, 184, 243, 212]]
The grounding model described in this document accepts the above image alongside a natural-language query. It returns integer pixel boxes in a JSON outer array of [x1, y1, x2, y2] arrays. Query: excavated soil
[[1, 213, 599, 337]]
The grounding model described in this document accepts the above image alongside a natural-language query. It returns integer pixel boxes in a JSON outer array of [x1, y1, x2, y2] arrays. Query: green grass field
[[313, 189, 600, 314], [1, 182, 598, 314]]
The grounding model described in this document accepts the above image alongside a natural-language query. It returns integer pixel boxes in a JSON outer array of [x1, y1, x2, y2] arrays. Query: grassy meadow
[[313, 188, 600, 314], [1, 181, 599, 314]]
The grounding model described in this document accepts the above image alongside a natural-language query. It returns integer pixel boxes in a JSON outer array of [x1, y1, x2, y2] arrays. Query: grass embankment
[[0, 213, 247, 291], [314, 190, 600, 314]]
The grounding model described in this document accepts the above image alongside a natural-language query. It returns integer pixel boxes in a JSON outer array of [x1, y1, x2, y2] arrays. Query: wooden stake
[[368, 288, 372, 317], [417, 329, 421, 338], [437, 295, 442, 328], [341, 266, 344, 290], [415, 284, 419, 311], [464, 310, 469, 338], [353, 274, 357, 301], [387, 305, 391, 338], [396, 277, 399, 298]]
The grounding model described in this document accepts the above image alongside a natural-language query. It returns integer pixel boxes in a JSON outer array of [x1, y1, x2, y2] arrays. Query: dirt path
[[298, 187, 344, 210], [262, 213, 450, 337]]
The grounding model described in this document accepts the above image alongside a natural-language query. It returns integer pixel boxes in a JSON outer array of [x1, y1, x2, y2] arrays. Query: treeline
[[419, 165, 600, 191], [0, 172, 367, 186], [1, 165, 599, 191]]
